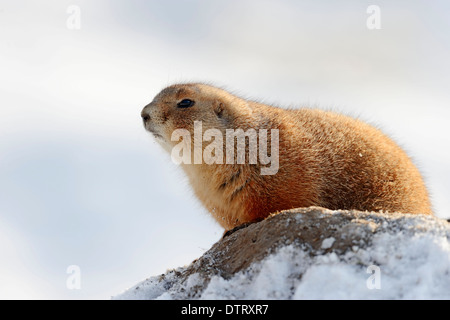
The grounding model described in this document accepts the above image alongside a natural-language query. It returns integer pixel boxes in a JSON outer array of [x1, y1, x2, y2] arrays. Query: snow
[[321, 237, 335, 249], [115, 213, 450, 300]]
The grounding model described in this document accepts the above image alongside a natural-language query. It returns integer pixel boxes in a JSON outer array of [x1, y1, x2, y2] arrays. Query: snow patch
[[115, 213, 450, 300], [321, 237, 335, 249]]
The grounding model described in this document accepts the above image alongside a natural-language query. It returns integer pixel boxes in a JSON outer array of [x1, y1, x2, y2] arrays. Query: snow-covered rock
[[114, 207, 450, 300]]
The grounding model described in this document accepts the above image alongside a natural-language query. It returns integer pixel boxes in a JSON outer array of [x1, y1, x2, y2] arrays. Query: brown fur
[[141, 83, 433, 230]]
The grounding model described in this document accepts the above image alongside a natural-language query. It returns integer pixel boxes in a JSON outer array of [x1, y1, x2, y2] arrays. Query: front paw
[[222, 220, 260, 238]]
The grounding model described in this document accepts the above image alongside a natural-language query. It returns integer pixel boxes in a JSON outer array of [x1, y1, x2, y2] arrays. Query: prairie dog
[[141, 83, 432, 230]]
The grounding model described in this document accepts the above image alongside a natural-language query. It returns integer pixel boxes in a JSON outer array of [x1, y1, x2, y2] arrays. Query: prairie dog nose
[[141, 105, 151, 123]]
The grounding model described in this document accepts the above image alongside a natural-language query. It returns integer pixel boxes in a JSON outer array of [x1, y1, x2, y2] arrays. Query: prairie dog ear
[[214, 100, 225, 118], [213, 98, 252, 121]]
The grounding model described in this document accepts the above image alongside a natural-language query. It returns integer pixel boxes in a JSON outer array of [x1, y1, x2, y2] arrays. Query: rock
[[114, 207, 450, 300]]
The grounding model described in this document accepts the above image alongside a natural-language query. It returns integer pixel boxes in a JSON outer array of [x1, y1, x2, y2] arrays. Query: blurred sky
[[0, 0, 449, 299]]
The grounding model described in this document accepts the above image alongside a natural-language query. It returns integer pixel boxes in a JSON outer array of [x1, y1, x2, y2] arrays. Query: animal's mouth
[[147, 128, 163, 139], [143, 121, 163, 139]]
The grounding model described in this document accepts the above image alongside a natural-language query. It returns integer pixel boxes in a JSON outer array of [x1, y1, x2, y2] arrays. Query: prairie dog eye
[[177, 99, 195, 108]]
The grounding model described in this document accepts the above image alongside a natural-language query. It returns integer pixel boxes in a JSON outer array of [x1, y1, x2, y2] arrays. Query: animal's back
[[283, 108, 432, 215]]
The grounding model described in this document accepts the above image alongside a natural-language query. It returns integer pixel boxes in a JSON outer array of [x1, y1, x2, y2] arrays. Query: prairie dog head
[[141, 83, 252, 150]]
